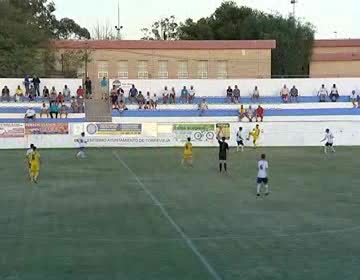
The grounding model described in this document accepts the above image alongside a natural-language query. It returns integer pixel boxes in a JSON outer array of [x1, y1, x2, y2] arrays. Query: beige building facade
[[54, 40, 276, 82]]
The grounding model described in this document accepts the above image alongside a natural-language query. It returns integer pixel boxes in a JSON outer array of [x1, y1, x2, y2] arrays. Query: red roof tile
[[314, 39, 360, 48], [52, 40, 276, 50]]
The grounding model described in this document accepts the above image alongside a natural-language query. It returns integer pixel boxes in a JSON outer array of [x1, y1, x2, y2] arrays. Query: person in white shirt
[[162, 86, 169, 104], [76, 132, 88, 159], [318, 84, 328, 102], [188, 86, 196, 104], [351, 90, 357, 108], [236, 127, 245, 152], [40, 102, 49, 118], [26, 144, 35, 177], [25, 107, 36, 120], [280, 84, 289, 103], [320, 128, 335, 154], [198, 98, 208, 116], [257, 154, 269, 197], [151, 93, 158, 110], [329, 84, 339, 102], [62, 85, 71, 99], [252, 86, 260, 102]]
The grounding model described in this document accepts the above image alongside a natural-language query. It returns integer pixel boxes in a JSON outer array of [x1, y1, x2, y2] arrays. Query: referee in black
[[218, 136, 229, 173]]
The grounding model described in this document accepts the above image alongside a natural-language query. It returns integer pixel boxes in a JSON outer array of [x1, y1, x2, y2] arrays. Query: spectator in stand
[[170, 87, 176, 104], [351, 90, 357, 108], [28, 85, 36, 101], [77, 86, 85, 99], [252, 86, 260, 102], [226, 86, 233, 103], [181, 86, 188, 104], [145, 92, 151, 109], [129, 84, 138, 104], [245, 105, 256, 122], [357, 94, 360, 108], [110, 89, 119, 110], [152, 93, 158, 110], [118, 100, 128, 114], [71, 97, 79, 113], [117, 86, 125, 102], [24, 75, 30, 96], [32, 76, 41, 96], [49, 101, 59, 119], [15, 85, 24, 102], [59, 103, 69, 118], [256, 105, 264, 122], [290, 85, 299, 103], [43, 86, 49, 98], [56, 92, 64, 104], [198, 98, 208, 116], [62, 85, 71, 100], [110, 85, 117, 96], [318, 84, 328, 102], [188, 86, 196, 104], [233, 85, 240, 103], [100, 77, 108, 100], [1, 86, 10, 102], [280, 84, 289, 103], [85, 77, 92, 99], [40, 102, 49, 118], [329, 84, 339, 102], [25, 107, 36, 120], [238, 104, 245, 121], [162, 86, 169, 104], [77, 96, 85, 113], [136, 91, 145, 109]]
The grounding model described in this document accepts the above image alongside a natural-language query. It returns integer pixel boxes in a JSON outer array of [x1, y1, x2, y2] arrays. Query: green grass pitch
[[1, 147, 360, 280]]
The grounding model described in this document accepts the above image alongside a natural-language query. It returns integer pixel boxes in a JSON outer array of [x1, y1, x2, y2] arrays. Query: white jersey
[[236, 131, 244, 142], [257, 160, 269, 178], [325, 132, 334, 144], [26, 148, 33, 157], [78, 136, 87, 148]]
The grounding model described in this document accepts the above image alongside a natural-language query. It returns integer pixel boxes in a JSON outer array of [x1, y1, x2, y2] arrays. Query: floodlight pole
[[115, 0, 123, 40], [291, 0, 297, 18]]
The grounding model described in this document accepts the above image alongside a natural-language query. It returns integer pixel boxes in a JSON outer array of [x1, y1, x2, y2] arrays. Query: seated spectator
[[318, 84, 328, 102], [15, 85, 24, 102], [188, 86, 195, 104], [144, 92, 151, 109], [40, 102, 49, 118], [110, 89, 119, 109], [100, 77, 108, 100], [62, 85, 71, 100], [43, 86, 50, 98], [110, 85, 117, 97], [351, 90, 357, 108], [256, 105, 264, 122], [118, 100, 128, 113], [136, 91, 145, 109], [152, 94, 158, 110], [28, 85, 36, 101], [129, 84, 138, 104], [71, 97, 79, 113], [56, 92, 64, 104], [1, 86, 10, 102], [252, 86, 260, 102], [117, 86, 125, 102], [280, 84, 289, 103], [329, 84, 339, 102], [25, 107, 36, 120], [357, 94, 360, 108], [290, 85, 299, 103], [50, 87, 57, 102], [49, 101, 59, 119], [245, 105, 255, 122], [162, 86, 169, 104], [198, 98, 208, 116], [170, 87, 176, 104], [181, 86, 188, 104], [59, 103, 69, 118], [238, 104, 245, 121], [77, 96, 85, 113], [233, 85, 240, 103], [226, 86, 233, 103], [76, 86, 85, 98]]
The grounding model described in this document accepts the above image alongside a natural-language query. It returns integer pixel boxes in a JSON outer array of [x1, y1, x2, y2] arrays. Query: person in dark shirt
[[85, 77, 92, 98], [218, 136, 229, 173], [32, 76, 41, 96]]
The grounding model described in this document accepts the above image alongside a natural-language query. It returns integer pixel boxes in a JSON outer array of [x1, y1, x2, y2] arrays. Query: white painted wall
[[0, 78, 82, 96], [110, 78, 360, 97]]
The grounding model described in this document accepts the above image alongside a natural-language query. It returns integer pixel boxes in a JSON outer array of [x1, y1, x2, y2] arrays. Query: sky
[[53, 0, 359, 40]]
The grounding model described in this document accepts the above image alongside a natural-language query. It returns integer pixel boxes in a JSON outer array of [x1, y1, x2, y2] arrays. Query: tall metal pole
[[291, 0, 297, 18], [117, 0, 121, 39]]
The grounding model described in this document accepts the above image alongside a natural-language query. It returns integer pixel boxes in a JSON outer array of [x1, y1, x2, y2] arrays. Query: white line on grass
[[113, 151, 222, 280]]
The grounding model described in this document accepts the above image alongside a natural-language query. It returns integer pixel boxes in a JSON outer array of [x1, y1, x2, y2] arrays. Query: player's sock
[[219, 163, 222, 172], [237, 146, 239, 152], [241, 145, 244, 152], [331, 147, 336, 153], [264, 185, 269, 195], [224, 163, 227, 172], [257, 184, 261, 195]]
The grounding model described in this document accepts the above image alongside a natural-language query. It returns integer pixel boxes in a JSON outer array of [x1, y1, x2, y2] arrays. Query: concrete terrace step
[[85, 99, 112, 122]]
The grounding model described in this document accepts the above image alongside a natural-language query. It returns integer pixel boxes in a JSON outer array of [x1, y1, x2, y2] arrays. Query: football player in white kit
[[76, 132, 88, 159], [320, 128, 335, 154], [256, 154, 269, 197], [236, 127, 245, 152]]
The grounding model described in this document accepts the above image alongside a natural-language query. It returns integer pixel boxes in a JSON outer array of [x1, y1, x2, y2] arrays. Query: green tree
[[141, 16, 179, 40]]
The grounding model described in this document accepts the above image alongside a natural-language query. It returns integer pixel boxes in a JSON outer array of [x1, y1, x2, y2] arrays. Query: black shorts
[[257, 177, 268, 184], [237, 140, 244, 146], [219, 154, 227, 161], [325, 142, 333, 147]]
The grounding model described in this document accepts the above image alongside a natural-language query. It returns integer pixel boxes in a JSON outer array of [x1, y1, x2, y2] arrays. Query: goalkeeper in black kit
[[218, 136, 229, 173]]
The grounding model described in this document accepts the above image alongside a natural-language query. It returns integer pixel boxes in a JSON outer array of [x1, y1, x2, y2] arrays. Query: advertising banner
[[25, 123, 69, 135], [215, 123, 231, 140], [86, 123, 142, 136], [0, 123, 25, 138], [173, 123, 215, 143]]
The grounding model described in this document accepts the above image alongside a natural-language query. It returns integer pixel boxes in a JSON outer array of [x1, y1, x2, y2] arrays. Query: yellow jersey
[[183, 142, 193, 156], [30, 151, 40, 170], [253, 128, 261, 138]]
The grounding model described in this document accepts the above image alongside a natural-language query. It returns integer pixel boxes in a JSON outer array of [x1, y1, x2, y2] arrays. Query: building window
[[177, 60, 188, 79], [117, 60, 128, 79], [198, 60, 208, 79], [158, 60, 168, 79], [217, 61, 228, 79], [138, 60, 148, 79], [97, 61, 109, 78]]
